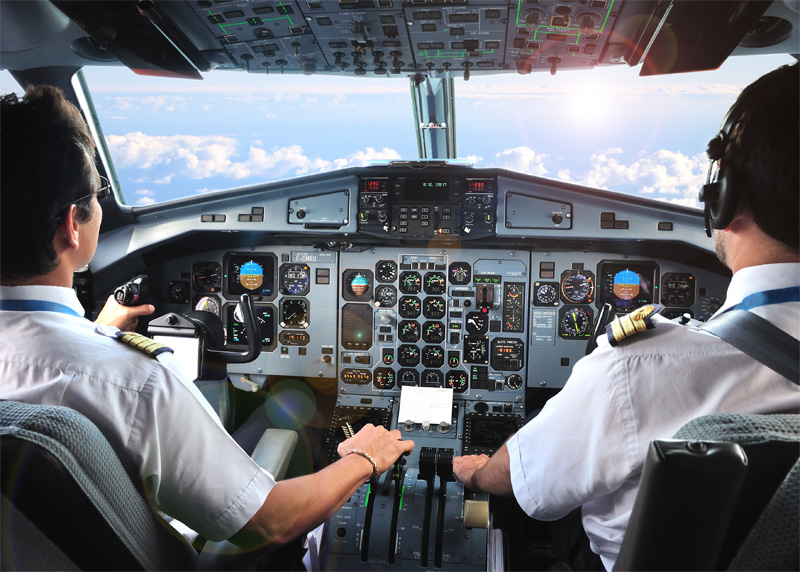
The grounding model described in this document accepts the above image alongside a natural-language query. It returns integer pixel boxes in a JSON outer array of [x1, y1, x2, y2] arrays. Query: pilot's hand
[[94, 295, 155, 331], [338, 423, 415, 476], [453, 454, 490, 490]]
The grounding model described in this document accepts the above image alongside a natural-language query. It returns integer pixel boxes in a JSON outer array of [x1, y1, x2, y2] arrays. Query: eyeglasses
[[70, 175, 113, 205]]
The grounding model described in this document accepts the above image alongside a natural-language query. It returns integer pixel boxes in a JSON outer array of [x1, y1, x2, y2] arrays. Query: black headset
[[697, 89, 753, 237]]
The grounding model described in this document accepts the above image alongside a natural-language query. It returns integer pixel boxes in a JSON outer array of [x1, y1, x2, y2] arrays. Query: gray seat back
[[0, 400, 198, 571], [614, 413, 799, 571]]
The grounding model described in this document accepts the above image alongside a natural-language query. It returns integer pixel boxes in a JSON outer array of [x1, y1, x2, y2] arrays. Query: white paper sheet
[[397, 386, 453, 425]]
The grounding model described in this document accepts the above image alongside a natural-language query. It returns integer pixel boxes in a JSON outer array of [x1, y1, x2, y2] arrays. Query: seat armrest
[[251, 428, 298, 481]]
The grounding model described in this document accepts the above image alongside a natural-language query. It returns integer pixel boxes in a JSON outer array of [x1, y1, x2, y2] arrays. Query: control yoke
[[206, 294, 262, 363]]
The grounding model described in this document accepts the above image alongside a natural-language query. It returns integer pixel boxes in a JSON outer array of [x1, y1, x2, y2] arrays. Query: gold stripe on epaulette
[[607, 305, 660, 345], [116, 332, 173, 358]]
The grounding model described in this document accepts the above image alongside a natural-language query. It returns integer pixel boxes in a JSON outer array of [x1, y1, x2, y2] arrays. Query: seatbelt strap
[[700, 309, 799, 385]]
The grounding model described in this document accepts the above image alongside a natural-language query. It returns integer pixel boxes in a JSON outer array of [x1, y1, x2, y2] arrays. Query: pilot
[[0, 85, 414, 547], [453, 63, 800, 570]]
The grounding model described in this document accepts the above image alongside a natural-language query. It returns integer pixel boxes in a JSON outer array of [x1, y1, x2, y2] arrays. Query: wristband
[[344, 449, 378, 480]]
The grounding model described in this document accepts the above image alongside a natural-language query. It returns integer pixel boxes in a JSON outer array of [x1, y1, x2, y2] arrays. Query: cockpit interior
[[1, 0, 798, 570]]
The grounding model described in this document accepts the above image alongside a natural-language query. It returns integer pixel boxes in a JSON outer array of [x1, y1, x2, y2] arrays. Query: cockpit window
[[76, 55, 792, 207]]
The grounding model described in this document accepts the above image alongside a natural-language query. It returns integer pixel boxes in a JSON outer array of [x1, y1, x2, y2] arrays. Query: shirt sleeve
[[507, 341, 639, 521], [128, 365, 276, 541]]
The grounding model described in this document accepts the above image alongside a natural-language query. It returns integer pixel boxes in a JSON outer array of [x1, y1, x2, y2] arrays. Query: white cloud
[[106, 132, 402, 183], [135, 189, 155, 196], [563, 148, 707, 206], [491, 147, 549, 176]]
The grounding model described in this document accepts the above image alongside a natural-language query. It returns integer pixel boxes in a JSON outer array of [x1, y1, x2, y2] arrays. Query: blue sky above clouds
[[2, 54, 792, 207]]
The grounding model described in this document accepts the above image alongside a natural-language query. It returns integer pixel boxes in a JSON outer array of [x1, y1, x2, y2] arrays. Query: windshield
[[29, 54, 800, 207]]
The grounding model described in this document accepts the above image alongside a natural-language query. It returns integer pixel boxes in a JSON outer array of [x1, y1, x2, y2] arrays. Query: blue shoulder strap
[[700, 309, 799, 385]]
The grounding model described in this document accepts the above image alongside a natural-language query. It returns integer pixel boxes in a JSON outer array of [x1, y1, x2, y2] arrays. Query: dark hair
[[726, 63, 799, 250], [1, 85, 99, 279]]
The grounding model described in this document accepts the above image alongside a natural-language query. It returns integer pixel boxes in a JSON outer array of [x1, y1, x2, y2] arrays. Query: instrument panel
[[126, 166, 729, 570]]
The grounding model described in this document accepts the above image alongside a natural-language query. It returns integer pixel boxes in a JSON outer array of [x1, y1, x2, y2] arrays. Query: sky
[[0, 54, 793, 208]]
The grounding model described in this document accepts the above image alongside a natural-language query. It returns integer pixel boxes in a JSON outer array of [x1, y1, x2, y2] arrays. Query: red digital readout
[[362, 179, 384, 192], [468, 181, 486, 193]]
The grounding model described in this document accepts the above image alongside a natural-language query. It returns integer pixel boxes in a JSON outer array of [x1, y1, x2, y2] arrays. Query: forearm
[[241, 453, 374, 545], [469, 445, 514, 496]]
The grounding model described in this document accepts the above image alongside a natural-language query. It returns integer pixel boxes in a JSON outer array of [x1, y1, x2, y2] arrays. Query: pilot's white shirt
[[0, 284, 275, 542], [506, 262, 800, 571]]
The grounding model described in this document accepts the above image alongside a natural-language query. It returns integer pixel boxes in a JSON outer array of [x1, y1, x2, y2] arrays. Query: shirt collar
[[715, 262, 800, 316], [0, 285, 87, 318]]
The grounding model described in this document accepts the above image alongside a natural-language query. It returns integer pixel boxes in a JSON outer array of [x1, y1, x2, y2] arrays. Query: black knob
[[296, 209, 306, 220]]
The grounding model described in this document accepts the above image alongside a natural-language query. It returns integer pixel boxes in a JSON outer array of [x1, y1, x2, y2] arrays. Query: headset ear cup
[[709, 164, 738, 229]]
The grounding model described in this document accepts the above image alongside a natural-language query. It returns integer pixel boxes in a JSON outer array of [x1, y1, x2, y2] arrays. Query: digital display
[[225, 254, 275, 298], [341, 303, 373, 350], [360, 179, 388, 193], [465, 414, 522, 451], [597, 261, 659, 312], [404, 179, 449, 202], [225, 304, 275, 348]]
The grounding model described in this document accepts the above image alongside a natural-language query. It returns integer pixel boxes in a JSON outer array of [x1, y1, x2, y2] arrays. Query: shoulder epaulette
[[115, 331, 173, 358], [606, 304, 663, 347]]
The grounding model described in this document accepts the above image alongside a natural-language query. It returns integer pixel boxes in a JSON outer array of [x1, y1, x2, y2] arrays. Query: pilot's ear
[[56, 204, 81, 251]]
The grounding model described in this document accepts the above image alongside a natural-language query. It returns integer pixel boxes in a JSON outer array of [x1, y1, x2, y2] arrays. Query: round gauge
[[399, 368, 419, 386], [398, 296, 422, 318], [506, 283, 523, 300], [423, 297, 446, 319], [280, 298, 309, 328], [194, 295, 221, 317], [346, 271, 372, 298], [193, 262, 222, 293], [534, 282, 559, 306], [373, 368, 395, 390], [398, 320, 421, 343], [280, 264, 310, 295], [424, 272, 447, 295], [661, 273, 695, 307], [375, 260, 398, 283], [561, 271, 595, 304], [422, 321, 445, 344], [168, 281, 190, 304], [505, 314, 520, 330], [465, 311, 489, 335], [701, 296, 722, 319], [446, 371, 468, 392], [422, 346, 444, 368], [506, 374, 523, 390], [449, 262, 471, 285], [375, 285, 397, 308], [399, 271, 422, 294], [559, 306, 593, 339], [397, 344, 420, 366], [422, 370, 443, 388]]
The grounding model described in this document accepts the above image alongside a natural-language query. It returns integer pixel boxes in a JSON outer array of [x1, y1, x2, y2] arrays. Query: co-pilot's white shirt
[[0, 285, 275, 541], [507, 263, 800, 570]]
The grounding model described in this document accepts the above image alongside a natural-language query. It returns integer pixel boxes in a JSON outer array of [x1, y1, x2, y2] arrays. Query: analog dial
[[280, 264, 310, 295], [534, 282, 559, 306], [193, 262, 222, 294], [446, 370, 468, 392], [449, 262, 471, 285], [375, 260, 398, 283], [397, 344, 420, 366], [375, 285, 397, 308], [424, 272, 447, 295], [559, 306, 593, 338], [422, 346, 444, 368], [423, 297, 446, 319], [280, 298, 309, 328], [398, 320, 421, 343], [398, 296, 421, 318], [422, 321, 445, 344], [561, 271, 595, 304], [465, 312, 489, 335], [399, 271, 422, 294]]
